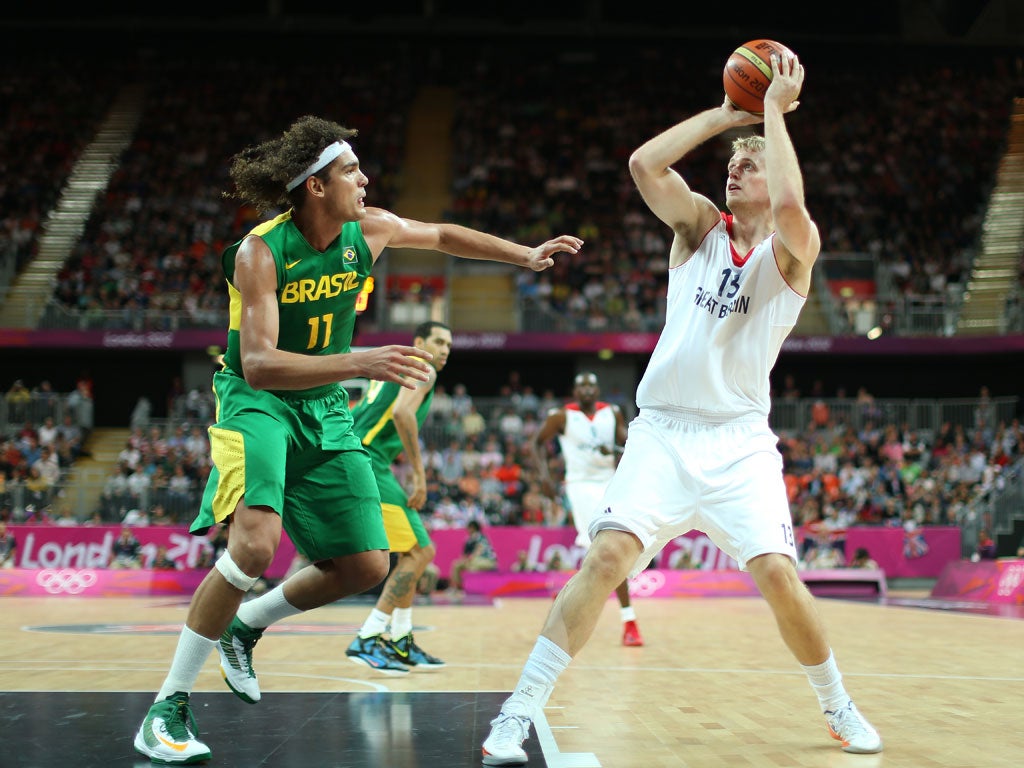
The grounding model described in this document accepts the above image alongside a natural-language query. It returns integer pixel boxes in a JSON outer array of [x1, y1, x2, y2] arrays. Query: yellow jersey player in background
[[346, 320, 452, 674]]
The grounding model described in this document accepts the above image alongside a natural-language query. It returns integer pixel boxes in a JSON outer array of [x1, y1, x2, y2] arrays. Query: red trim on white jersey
[[723, 213, 760, 267], [564, 401, 611, 421]]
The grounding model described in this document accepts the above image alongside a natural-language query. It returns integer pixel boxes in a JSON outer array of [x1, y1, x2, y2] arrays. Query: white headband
[[286, 141, 351, 192]]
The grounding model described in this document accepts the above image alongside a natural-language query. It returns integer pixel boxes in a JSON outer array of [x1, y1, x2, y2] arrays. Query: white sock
[[390, 607, 413, 640], [359, 608, 392, 639], [802, 651, 850, 712], [237, 585, 301, 629], [502, 636, 572, 719], [156, 626, 217, 701], [620, 606, 636, 623]]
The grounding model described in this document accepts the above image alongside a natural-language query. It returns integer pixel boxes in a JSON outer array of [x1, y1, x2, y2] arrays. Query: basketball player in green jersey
[[134, 115, 583, 765], [345, 320, 452, 674]]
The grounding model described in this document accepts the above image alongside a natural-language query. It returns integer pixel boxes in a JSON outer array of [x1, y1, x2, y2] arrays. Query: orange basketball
[[723, 39, 796, 115]]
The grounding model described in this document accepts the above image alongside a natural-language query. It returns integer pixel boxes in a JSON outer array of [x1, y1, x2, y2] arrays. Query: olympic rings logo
[[997, 563, 1024, 597], [628, 570, 666, 597], [35, 569, 99, 595]]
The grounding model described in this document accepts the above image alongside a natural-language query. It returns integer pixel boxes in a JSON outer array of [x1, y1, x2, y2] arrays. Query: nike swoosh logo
[[155, 725, 189, 752], [391, 647, 410, 659], [285, 259, 302, 269]]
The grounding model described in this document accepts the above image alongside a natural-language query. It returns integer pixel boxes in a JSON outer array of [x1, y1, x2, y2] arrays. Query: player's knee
[[216, 551, 264, 591], [227, 540, 276, 576], [582, 532, 636, 585], [227, 504, 282, 574], [357, 550, 392, 591], [749, 553, 800, 598]]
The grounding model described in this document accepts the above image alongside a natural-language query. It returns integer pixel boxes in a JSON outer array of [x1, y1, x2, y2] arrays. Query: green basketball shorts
[[190, 371, 388, 561]]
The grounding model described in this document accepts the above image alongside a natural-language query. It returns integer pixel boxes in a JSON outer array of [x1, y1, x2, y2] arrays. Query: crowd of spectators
[[1, 37, 1017, 335], [39, 42, 419, 330], [97, 422, 212, 524], [2, 366, 1021, 576], [1, 376, 94, 521], [783, 408, 1022, 566], [414, 383, 1022, 560], [0, 59, 117, 291], [443, 41, 1018, 332], [6, 369, 1016, 536]]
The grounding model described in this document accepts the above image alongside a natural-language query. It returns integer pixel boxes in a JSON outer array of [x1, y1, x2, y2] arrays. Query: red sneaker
[[622, 619, 644, 647]]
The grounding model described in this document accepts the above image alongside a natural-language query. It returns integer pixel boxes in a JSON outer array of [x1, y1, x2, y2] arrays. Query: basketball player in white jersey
[[530, 371, 641, 646], [483, 52, 882, 765]]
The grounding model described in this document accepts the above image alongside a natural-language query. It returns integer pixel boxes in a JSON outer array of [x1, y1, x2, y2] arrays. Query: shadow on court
[[2, 691, 545, 768]]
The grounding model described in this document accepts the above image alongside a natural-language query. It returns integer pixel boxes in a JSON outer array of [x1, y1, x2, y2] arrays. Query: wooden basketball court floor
[[2, 589, 1022, 768]]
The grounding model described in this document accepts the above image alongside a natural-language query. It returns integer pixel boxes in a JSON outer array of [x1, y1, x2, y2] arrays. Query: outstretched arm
[[361, 208, 582, 271]]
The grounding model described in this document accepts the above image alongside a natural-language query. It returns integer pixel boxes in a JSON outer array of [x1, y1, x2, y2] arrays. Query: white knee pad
[[215, 552, 260, 592]]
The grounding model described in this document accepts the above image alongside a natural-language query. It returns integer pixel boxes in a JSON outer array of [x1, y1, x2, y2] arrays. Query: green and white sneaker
[[134, 692, 212, 764], [218, 616, 264, 703]]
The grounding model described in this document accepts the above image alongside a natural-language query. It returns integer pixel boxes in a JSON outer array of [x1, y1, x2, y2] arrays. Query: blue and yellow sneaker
[[345, 634, 410, 676], [387, 632, 446, 671]]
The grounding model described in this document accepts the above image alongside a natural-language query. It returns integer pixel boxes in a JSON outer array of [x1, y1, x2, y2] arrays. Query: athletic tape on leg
[[215, 552, 260, 592]]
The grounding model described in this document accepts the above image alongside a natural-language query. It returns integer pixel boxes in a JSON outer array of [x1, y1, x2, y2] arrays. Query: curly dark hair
[[224, 115, 358, 213]]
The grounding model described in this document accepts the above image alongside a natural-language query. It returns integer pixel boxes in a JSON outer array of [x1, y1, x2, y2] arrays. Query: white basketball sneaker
[[481, 711, 532, 765], [826, 700, 883, 753]]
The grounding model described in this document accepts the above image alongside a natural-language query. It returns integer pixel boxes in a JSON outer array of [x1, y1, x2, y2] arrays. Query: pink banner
[[430, 526, 741, 576], [0, 568, 207, 597], [5, 525, 296, 579], [843, 526, 961, 578], [462, 568, 885, 599], [4, 524, 960, 585], [463, 569, 759, 598], [430, 525, 961, 579], [931, 559, 1024, 604]]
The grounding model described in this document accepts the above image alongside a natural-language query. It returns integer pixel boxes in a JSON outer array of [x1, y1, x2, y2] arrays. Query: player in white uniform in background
[[530, 372, 641, 647], [483, 51, 882, 765]]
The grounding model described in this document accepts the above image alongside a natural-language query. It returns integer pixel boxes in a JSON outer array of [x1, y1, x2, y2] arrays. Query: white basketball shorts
[[590, 409, 797, 577], [565, 477, 613, 547]]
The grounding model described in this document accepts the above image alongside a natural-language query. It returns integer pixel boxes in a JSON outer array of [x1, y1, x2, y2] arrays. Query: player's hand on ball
[[722, 98, 767, 124], [722, 39, 800, 119], [764, 53, 803, 113]]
